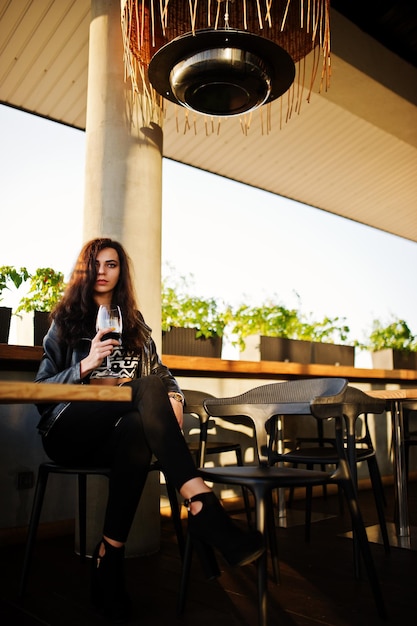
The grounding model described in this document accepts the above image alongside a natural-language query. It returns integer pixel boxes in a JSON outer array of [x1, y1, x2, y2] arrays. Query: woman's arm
[[147, 339, 183, 394], [146, 338, 184, 428], [35, 321, 85, 385], [36, 321, 121, 385]]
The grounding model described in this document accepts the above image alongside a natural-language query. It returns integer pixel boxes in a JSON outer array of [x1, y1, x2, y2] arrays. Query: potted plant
[[296, 314, 353, 366], [16, 267, 66, 345], [229, 301, 313, 363], [231, 298, 353, 366], [0, 266, 29, 343], [360, 317, 417, 370], [161, 274, 229, 358]]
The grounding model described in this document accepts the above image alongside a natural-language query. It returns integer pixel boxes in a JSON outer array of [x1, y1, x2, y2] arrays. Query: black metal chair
[[270, 406, 389, 549], [182, 389, 247, 468], [177, 378, 387, 626], [182, 389, 252, 521], [18, 459, 182, 598]]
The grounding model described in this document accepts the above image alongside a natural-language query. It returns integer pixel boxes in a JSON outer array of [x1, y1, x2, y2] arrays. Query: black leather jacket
[[35, 315, 182, 435]]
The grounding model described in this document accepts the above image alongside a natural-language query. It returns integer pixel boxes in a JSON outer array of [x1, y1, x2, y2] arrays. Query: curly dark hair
[[52, 238, 149, 352]]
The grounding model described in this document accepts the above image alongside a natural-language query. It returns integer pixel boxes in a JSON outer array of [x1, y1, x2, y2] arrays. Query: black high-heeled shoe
[[91, 538, 132, 625], [184, 492, 264, 569]]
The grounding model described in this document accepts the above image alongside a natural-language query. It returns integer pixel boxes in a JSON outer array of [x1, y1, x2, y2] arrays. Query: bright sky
[[2, 104, 417, 361]]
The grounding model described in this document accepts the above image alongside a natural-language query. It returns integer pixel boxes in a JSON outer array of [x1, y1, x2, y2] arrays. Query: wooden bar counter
[[2, 344, 417, 384]]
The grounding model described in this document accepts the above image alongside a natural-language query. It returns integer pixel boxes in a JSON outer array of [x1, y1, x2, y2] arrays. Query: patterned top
[[90, 345, 140, 380]]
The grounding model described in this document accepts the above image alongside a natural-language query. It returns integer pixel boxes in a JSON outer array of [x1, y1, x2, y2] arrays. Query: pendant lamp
[[121, 0, 331, 131]]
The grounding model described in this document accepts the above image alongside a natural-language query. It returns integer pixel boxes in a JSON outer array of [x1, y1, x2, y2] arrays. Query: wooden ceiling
[[1, 1, 416, 242]]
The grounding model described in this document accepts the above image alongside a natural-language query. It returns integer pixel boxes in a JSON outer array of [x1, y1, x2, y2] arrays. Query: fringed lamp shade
[[121, 0, 331, 131]]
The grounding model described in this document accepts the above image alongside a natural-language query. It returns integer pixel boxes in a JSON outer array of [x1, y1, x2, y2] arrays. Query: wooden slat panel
[[0, 0, 89, 127]]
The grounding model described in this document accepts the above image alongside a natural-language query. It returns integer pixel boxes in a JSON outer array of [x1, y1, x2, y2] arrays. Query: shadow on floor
[[0, 484, 416, 626]]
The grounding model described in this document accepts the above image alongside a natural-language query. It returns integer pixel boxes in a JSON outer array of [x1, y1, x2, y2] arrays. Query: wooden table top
[[366, 388, 417, 400], [0, 381, 132, 404]]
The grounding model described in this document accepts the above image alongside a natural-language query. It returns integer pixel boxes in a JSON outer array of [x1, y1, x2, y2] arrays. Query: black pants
[[42, 376, 198, 542]]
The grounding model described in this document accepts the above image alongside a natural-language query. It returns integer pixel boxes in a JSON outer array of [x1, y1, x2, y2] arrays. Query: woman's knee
[[113, 411, 152, 464], [137, 375, 166, 394], [130, 375, 170, 408]]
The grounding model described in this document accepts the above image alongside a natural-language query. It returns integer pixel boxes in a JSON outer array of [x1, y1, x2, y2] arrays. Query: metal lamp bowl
[[148, 29, 295, 117], [170, 48, 271, 116]]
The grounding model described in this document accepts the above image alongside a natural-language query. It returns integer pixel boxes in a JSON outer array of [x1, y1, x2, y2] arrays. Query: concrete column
[[82, 0, 164, 555], [83, 0, 162, 345]]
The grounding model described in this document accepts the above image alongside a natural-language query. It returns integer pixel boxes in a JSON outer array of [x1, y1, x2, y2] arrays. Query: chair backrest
[[311, 384, 386, 420], [310, 385, 386, 445], [182, 389, 216, 425], [204, 378, 349, 465], [182, 389, 218, 466]]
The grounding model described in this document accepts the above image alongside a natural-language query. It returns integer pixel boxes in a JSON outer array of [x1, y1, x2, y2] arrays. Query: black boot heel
[[184, 492, 264, 568], [91, 538, 131, 624], [192, 536, 221, 580]]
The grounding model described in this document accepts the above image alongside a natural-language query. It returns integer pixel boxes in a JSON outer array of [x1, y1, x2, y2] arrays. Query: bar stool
[[18, 459, 182, 598]]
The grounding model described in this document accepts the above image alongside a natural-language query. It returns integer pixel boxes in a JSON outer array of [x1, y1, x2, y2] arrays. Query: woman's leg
[[42, 377, 203, 540], [44, 376, 264, 623], [127, 376, 198, 488], [124, 378, 264, 568]]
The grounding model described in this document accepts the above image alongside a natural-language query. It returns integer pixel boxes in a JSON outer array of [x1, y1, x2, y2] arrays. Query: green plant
[[296, 314, 350, 344], [161, 269, 352, 349], [0, 266, 30, 303], [229, 298, 351, 350], [228, 302, 302, 350], [359, 317, 417, 352], [161, 274, 229, 339], [16, 267, 66, 313]]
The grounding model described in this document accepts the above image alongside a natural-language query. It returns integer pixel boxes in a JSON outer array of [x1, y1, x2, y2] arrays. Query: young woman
[[35, 238, 263, 623]]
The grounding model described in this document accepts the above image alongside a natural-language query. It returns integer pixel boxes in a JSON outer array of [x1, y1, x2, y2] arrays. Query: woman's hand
[[169, 396, 184, 429], [80, 329, 120, 378]]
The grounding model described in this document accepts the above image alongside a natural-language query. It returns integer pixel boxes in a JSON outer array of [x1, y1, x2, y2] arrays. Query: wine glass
[[96, 305, 123, 376]]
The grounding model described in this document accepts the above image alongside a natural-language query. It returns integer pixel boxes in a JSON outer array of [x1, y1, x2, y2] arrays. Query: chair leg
[[367, 458, 390, 554], [288, 462, 327, 512], [304, 483, 313, 543], [78, 473, 87, 562], [177, 533, 221, 616], [405, 442, 410, 481], [286, 463, 298, 509], [235, 447, 253, 526], [339, 473, 386, 620], [149, 463, 184, 560], [256, 550, 268, 626], [374, 458, 387, 508], [165, 478, 185, 559], [18, 465, 50, 598], [266, 491, 280, 584], [252, 489, 269, 626], [177, 534, 193, 615]]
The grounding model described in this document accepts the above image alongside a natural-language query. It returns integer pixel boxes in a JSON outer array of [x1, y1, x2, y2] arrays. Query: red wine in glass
[[96, 305, 122, 375]]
